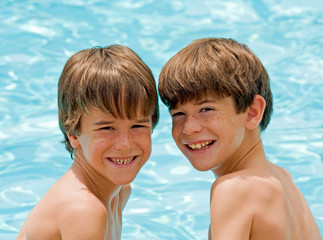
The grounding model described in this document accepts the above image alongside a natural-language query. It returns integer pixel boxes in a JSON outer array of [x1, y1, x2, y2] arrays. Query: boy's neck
[[212, 130, 267, 177], [71, 150, 122, 205]]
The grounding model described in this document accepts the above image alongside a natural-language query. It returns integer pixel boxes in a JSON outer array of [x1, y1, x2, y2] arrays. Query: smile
[[108, 156, 136, 165], [187, 141, 214, 150]]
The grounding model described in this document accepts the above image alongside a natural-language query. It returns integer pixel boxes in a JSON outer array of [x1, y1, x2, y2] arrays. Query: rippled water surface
[[1, 0, 322, 239]]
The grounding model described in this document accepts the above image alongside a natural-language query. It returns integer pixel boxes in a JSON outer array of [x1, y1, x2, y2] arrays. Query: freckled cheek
[[171, 119, 182, 133], [145, 145, 152, 158], [203, 118, 220, 131], [171, 125, 181, 144], [140, 136, 152, 160], [144, 137, 152, 151], [134, 132, 151, 149], [201, 118, 210, 125], [87, 140, 106, 159]]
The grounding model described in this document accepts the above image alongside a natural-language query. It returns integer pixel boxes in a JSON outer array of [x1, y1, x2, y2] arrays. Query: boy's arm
[[209, 178, 253, 240], [59, 200, 108, 240]]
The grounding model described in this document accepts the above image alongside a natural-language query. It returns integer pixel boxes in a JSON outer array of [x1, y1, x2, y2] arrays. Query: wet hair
[[158, 38, 273, 131], [58, 44, 159, 154]]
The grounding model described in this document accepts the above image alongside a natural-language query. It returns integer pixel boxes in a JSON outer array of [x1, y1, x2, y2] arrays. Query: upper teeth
[[110, 157, 134, 165], [188, 141, 212, 150]]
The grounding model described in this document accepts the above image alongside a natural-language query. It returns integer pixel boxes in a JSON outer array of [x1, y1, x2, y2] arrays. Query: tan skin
[[170, 95, 321, 240], [16, 109, 153, 240]]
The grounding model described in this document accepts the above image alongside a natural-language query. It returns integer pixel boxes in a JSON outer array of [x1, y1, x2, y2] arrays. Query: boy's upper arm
[[210, 177, 254, 240], [59, 199, 107, 240]]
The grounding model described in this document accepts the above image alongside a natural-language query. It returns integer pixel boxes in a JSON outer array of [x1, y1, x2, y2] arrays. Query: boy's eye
[[132, 124, 146, 128], [200, 107, 214, 112], [171, 112, 185, 117], [100, 126, 113, 130]]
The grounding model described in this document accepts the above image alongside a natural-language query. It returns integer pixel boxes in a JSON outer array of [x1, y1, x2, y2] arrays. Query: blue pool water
[[0, 0, 322, 239]]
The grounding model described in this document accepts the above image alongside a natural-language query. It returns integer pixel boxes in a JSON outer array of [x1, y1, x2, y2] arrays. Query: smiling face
[[69, 108, 152, 185], [170, 96, 248, 174]]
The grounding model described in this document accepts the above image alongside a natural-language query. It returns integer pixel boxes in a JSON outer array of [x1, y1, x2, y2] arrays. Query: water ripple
[[1, 0, 322, 239]]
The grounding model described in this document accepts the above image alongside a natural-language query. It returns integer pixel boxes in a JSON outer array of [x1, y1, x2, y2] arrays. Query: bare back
[[210, 163, 321, 240], [250, 164, 320, 239]]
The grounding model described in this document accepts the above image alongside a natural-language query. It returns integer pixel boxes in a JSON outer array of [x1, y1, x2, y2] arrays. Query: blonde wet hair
[[58, 44, 159, 154]]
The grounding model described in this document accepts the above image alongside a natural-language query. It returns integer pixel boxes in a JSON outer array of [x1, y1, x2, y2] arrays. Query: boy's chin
[[112, 174, 138, 186], [189, 160, 212, 172]]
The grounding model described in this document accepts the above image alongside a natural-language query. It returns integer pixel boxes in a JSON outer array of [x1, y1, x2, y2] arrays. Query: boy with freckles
[[158, 38, 321, 239], [16, 44, 159, 240]]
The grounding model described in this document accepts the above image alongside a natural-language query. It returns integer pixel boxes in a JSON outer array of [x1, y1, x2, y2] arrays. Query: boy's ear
[[67, 133, 80, 149], [245, 95, 266, 130]]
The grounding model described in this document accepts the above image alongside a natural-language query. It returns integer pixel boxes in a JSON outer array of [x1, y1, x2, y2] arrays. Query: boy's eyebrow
[[93, 120, 114, 125], [169, 99, 216, 111], [135, 118, 151, 123], [195, 99, 216, 105], [93, 118, 151, 125]]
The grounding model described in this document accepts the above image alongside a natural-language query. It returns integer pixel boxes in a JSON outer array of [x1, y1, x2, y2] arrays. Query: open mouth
[[108, 156, 136, 165], [186, 140, 214, 150]]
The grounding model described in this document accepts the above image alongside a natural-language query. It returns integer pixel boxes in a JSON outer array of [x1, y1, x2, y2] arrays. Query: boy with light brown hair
[[16, 44, 159, 240], [158, 38, 321, 239]]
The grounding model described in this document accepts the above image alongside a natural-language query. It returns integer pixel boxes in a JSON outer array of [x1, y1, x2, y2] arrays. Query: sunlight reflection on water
[[0, 0, 322, 239]]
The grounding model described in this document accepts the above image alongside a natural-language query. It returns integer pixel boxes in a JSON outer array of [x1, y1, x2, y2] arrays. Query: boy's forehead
[[171, 94, 222, 110], [85, 107, 151, 118], [81, 108, 152, 123]]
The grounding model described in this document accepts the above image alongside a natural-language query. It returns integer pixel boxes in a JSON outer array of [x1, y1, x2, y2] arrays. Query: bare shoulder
[[211, 171, 271, 198], [61, 188, 107, 220], [210, 172, 262, 211], [210, 170, 322, 239], [209, 172, 261, 238], [209, 171, 287, 239], [16, 179, 106, 240], [212, 170, 285, 202], [59, 194, 107, 239]]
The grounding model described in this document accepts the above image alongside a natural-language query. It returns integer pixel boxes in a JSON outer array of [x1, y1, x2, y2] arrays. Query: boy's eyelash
[[201, 107, 214, 112], [100, 126, 113, 130], [132, 124, 146, 128], [171, 112, 184, 117], [99, 125, 147, 130], [170, 108, 214, 117]]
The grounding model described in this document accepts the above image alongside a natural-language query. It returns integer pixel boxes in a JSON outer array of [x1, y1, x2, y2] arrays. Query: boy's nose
[[114, 132, 133, 151], [182, 116, 202, 135]]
